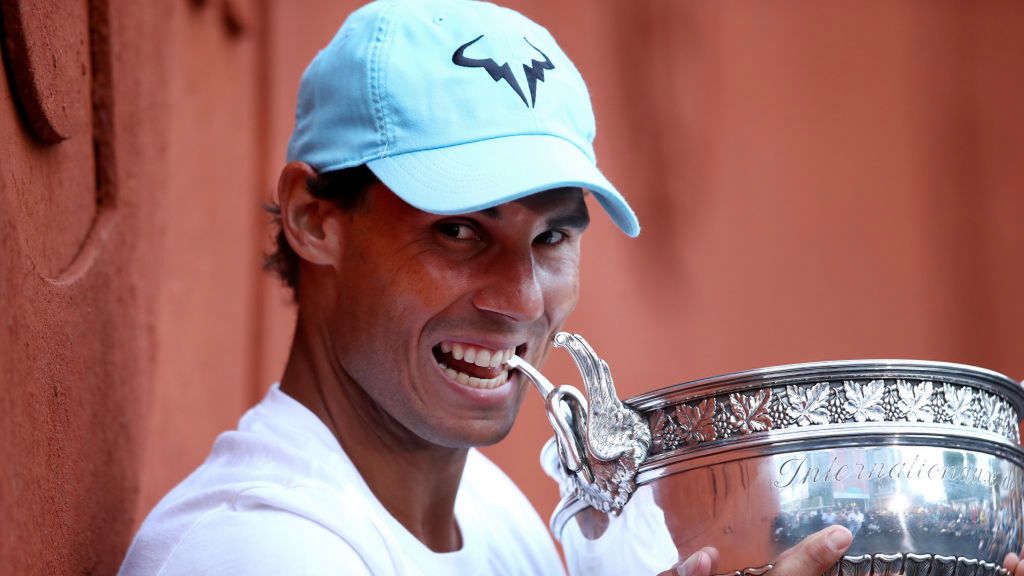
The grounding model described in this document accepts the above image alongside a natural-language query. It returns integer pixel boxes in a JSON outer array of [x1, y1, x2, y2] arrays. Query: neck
[[280, 315, 467, 552]]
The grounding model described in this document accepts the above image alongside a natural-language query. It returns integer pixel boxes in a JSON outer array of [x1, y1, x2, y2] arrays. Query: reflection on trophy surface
[[513, 332, 1024, 576]]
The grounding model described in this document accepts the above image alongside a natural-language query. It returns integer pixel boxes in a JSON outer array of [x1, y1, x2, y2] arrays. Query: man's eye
[[437, 222, 481, 241], [535, 230, 566, 245]]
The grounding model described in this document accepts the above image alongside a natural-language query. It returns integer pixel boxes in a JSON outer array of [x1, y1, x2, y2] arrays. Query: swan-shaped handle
[[510, 332, 651, 515]]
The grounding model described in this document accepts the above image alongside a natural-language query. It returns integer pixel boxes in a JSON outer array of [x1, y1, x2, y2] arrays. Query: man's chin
[[425, 418, 518, 450], [469, 425, 516, 448]]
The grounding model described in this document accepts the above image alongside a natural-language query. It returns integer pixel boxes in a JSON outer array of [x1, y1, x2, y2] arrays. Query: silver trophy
[[511, 332, 1024, 576]]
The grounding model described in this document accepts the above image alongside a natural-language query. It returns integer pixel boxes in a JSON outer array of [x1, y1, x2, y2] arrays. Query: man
[[120, 1, 1023, 574]]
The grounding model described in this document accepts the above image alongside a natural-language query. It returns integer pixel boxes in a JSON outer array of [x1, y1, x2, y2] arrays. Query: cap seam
[[368, 1, 397, 157], [379, 2, 398, 154], [301, 55, 324, 159]]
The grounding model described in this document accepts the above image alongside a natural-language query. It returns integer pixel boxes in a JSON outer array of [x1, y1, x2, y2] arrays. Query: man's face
[[325, 184, 589, 449]]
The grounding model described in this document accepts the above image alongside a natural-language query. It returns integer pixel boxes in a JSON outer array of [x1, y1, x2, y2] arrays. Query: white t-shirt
[[120, 384, 565, 575]]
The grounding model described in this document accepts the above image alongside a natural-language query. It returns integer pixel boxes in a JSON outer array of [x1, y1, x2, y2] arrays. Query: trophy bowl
[[517, 335, 1024, 576]]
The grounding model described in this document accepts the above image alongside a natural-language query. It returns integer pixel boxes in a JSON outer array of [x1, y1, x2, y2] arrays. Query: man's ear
[[277, 161, 342, 267]]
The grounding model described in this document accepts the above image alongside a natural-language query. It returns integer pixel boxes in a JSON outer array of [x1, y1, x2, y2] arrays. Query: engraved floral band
[[648, 378, 1020, 457]]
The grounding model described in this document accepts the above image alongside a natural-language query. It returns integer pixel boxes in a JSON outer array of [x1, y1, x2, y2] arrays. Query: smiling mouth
[[432, 342, 525, 390]]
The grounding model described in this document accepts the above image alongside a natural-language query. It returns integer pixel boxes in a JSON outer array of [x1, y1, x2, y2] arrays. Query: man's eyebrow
[[547, 209, 590, 230], [475, 203, 590, 228]]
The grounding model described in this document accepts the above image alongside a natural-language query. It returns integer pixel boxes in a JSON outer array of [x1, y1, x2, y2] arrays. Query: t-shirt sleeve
[[137, 506, 375, 576]]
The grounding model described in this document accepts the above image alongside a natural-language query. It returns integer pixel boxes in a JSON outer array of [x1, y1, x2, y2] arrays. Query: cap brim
[[365, 134, 639, 237]]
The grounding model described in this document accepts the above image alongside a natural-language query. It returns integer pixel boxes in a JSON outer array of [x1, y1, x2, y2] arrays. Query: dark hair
[[263, 165, 378, 296]]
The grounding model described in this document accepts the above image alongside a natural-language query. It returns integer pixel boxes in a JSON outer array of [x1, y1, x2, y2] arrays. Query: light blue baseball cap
[[287, 0, 640, 237]]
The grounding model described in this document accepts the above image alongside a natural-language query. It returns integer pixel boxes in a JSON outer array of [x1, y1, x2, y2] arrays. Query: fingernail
[[826, 527, 852, 553], [677, 551, 707, 576]]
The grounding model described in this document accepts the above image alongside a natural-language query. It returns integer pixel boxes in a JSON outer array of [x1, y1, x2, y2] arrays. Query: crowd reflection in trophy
[[772, 500, 1019, 559]]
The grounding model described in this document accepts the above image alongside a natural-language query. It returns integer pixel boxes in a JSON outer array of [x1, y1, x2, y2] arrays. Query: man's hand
[[1004, 550, 1024, 576], [666, 525, 853, 576]]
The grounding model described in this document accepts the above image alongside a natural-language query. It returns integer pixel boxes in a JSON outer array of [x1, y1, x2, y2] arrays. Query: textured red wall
[[2, 1, 1022, 572], [0, 1, 166, 572]]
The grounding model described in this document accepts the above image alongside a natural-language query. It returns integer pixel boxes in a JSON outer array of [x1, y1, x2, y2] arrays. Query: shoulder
[[172, 506, 370, 575], [122, 390, 404, 575], [122, 471, 401, 575], [121, 499, 381, 576]]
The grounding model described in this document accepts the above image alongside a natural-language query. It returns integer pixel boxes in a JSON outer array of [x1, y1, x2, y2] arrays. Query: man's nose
[[471, 248, 544, 323]]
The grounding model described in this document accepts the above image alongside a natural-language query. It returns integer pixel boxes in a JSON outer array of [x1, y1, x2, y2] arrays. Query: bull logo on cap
[[452, 35, 554, 107]]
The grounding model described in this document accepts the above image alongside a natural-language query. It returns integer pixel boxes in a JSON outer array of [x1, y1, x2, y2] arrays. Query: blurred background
[[2, 0, 1022, 572]]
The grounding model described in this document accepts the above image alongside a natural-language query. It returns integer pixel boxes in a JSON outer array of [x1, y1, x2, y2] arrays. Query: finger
[[702, 546, 720, 569], [1003, 552, 1018, 572], [771, 525, 852, 576], [674, 549, 713, 576], [772, 525, 843, 566], [1015, 551, 1024, 576], [655, 547, 720, 576]]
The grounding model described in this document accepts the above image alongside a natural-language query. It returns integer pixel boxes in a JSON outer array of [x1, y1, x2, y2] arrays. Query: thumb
[[772, 526, 852, 576], [659, 548, 716, 576]]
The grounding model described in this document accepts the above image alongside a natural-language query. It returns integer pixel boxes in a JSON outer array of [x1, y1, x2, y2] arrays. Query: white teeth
[[439, 343, 516, 366], [494, 349, 512, 368], [461, 371, 509, 390], [435, 356, 511, 390], [437, 342, 518, 376], [491, 371, 509, 388]]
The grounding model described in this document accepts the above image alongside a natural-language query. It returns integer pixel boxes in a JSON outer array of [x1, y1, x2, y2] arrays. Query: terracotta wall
[[1, 1, 165, 572], [1, 0, 1022, 572]]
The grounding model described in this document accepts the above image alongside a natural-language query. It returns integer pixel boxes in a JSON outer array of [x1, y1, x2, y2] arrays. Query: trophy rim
[[627, 358, 1024, 413]]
